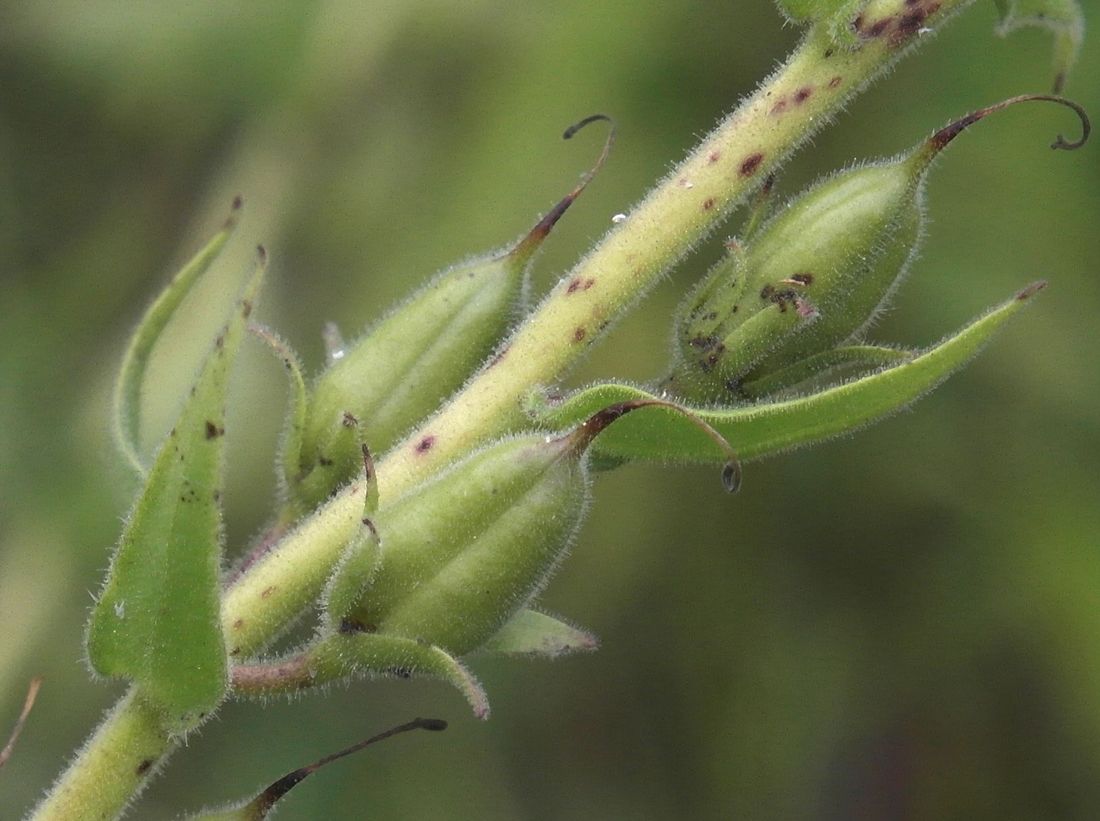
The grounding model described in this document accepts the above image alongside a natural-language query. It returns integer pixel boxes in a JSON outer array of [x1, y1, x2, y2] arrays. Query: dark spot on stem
[[794, 86, 813, 103], [573, 327, 587, 342], [136, 759, 154, 776], [702, 197, 716, 211], [318, 455, 333, 466], [770, 99, 788, 115], [242, 299, 253, 318], [739, 153, 764, 176], [868, 17, 891, 37], [341, 411, 359, 428], [415, 436, 436, 453], [566, 277, 583, 293], [205, 421, 224, 439], [261, 585, 277, 599], [232, 618, 244, 629], [790, 272, 814, 285], [824, 48, 835, 58], [828, 75, 842, 89], [708, 150, 721, 164]]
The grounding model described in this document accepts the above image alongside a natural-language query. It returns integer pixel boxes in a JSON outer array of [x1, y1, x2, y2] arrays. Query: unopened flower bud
[[293, 116, 615, 508], [327, 401, 736, 656], [669, 94, 1087, 400]]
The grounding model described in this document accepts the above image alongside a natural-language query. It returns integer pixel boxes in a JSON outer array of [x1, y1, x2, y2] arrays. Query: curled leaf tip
[[926, 94, 1090, 158], [511, 113, 617, 262], [569, 399, 742, 485], [223, 196, 244, 229], [721, 461, 742, 494]]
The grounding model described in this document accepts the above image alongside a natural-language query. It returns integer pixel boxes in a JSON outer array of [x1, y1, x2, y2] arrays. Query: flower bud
[[327, 400, 736, 656], [669, 94, 1087, 401], [294, 116, 614, 508]]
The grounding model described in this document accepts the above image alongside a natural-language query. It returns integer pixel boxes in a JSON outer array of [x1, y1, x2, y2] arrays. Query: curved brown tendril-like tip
[[569, 398, 742, 493], [250, 718, 447, 815], [926, 94, 1090, 157], [0, 676, 43, 769], [511, 114, 617, 260]]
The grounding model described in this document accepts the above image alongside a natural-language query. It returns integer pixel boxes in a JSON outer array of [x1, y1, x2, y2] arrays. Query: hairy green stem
[[378, 0, 973, 499], [31, 689, 173, 821], [32, 2, 975, 816]]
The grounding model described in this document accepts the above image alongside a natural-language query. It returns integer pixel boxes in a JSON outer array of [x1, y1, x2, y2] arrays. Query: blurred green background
[[2, 2, 1099, 818]]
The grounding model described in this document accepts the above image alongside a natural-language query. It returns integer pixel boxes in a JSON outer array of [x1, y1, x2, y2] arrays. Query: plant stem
[[31, 689, 172, 821], [377, 0, 973, 500], [32, 2, 975, 817]]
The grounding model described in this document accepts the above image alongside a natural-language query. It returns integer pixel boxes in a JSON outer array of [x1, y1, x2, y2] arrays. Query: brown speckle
[[415, 435, 435, 453], [204, 421, 224, 439], [232, 618, 244, 629], [760, 284, 775, 300], [770, 99, 789, 116], [242, 299, 253, 318], [341, 411, 359, 428], [573, 327, 587, 342], [739, 153, 764, 177], [136, 759, 154, 776], [566, 277, 583, 294], [828, 75, 842, 89], [868, 17, 891, 37], [214, 334, 225, 349], [261, 586, 277, 599], [790, 272, 814, 285], [708, 150, 721, 164], [702, 197, 716, 211], [824, 48, 835, 58], [794, 86, 813, 103]]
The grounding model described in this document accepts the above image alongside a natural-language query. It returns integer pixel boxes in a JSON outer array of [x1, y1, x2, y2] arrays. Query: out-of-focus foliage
[[1, 2, 1098, 818]]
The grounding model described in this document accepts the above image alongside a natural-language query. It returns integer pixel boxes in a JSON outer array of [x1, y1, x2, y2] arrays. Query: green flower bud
[[294, 116, 614, 508], [327, 401, 737, 656], [669, 94, 1088, 401]]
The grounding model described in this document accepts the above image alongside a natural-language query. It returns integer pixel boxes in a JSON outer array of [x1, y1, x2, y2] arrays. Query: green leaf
[[113, 200, 241, 476], [478, 609, 599, 658], [775, 0, 867, 46], [531, 284, 1044, 464], [247, 323, 309, 500], [233, 633, 491, 719], [776, 0, 862, 23], [87, 246, 267, 733], [740, 344, 914, 399], [994, 0, 1084, 92]]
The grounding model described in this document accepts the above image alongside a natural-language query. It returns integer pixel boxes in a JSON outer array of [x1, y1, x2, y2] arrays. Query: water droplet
[[611, 213, 627, 224]]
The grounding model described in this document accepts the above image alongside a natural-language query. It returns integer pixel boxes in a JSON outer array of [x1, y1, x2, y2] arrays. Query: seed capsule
[[326, 400, 737, 656], [294, 117, 614, 509], [669, 94, 1088, 401]]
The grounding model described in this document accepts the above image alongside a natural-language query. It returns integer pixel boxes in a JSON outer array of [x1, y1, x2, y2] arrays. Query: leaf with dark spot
[[86, 245, 266, 733]]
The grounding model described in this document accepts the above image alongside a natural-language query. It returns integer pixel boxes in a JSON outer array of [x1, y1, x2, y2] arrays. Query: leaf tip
[[1016, 280, 1048, 301]]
